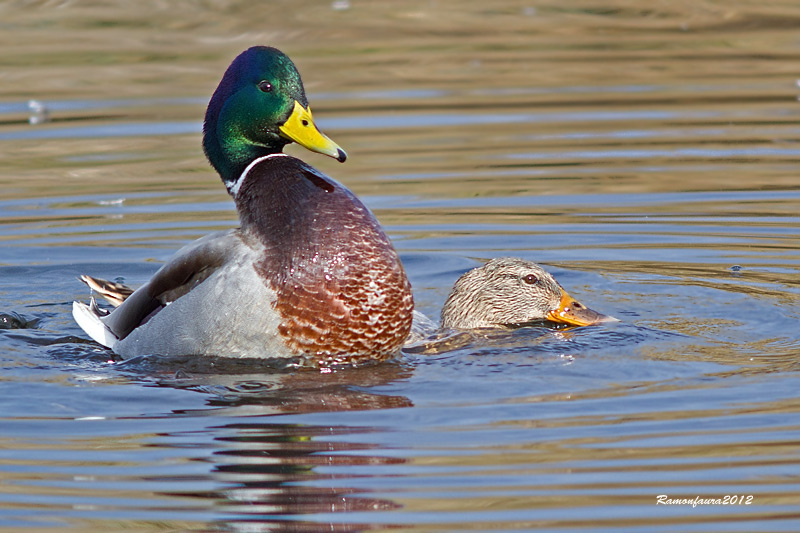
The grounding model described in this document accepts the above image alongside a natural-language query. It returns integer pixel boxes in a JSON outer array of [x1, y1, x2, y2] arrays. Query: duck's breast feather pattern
[[237, 156, 414, 362]]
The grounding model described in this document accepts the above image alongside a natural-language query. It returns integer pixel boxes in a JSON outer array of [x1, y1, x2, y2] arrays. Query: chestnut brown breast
[[235, 155, 414, 365]]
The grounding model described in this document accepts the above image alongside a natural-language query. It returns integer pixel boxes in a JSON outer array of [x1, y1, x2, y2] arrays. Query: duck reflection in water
[[149, 361, 411, 529]]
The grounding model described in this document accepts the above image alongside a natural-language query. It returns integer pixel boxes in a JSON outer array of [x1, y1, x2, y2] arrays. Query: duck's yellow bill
[[279, 100, 347, 162], [546, 290, 617, 327]]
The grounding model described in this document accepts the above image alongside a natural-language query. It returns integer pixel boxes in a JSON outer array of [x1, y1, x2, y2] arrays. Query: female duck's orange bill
[[546, 290, 617, 327]]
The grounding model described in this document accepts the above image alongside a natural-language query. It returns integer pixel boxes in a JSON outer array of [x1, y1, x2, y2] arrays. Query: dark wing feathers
[[93, 230, 243, 341]]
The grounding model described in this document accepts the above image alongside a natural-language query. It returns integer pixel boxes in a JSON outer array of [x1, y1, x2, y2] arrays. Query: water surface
[[1, 1, 800, 531]]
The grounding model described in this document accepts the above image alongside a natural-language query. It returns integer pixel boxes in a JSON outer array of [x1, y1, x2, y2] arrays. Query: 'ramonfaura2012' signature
[[656, 495, 754, 507]]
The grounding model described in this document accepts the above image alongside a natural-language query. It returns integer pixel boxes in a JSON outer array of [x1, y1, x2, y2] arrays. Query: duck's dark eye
[[257, 80, 273, 93], [523, 274, 538, 285]]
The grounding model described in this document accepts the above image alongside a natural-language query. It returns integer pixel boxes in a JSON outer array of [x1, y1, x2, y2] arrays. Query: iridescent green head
[[202, 46, 346, 190]]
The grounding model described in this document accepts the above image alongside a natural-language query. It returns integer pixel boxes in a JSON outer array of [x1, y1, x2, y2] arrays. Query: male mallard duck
[[73, 46, 414, 367], [440, 257, 613, 329]]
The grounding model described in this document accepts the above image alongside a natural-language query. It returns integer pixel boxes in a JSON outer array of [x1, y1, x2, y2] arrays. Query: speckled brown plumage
[[237, 155, 413, 365], [440, 257, 612, 330]]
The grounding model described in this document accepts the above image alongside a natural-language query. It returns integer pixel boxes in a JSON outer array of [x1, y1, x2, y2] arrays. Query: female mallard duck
[[73, 46, 414, 367], [404, 258, 614, 352], [439, 257, 613, 329]]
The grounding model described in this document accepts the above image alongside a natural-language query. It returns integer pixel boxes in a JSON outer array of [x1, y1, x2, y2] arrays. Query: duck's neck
[[203, 95, 288, 190], [205, 140, 277, 190]]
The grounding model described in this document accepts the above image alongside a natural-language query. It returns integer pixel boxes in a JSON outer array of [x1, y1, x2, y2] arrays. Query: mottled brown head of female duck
[[441, 258, 614, 330]]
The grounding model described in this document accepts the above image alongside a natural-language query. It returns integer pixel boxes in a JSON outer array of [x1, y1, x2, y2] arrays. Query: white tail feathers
[[72, 298, 119, 349]]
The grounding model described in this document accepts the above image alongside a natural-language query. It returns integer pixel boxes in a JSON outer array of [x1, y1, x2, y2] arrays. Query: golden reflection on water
[[3, 0, 800, 203]]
